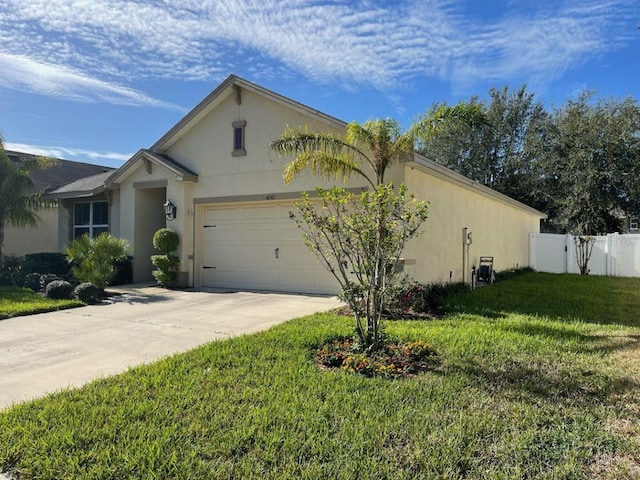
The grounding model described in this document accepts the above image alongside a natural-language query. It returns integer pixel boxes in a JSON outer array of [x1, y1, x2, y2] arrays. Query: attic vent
[[232, 120, 246, 157]]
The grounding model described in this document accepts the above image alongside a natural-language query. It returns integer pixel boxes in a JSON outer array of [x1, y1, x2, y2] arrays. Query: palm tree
[[270, 104, 486, 349], [271, 103, 487, 187], [0, 137, 56, 260]]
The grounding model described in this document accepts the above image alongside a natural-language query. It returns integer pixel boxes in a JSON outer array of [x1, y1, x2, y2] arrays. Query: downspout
[[462, 227, 468, 284]]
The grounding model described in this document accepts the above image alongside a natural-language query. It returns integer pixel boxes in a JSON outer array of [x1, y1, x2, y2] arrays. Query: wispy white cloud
[[0, 53, 186, 111], [5, 142, 132, 165], [448, 1, 631, 92], [0, 0, 635, 98]]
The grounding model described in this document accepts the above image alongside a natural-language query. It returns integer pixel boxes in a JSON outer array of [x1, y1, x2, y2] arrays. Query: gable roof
[[150, 74, 347, 153], [6, 150, 114, 193], [104, 149, 198, 187]]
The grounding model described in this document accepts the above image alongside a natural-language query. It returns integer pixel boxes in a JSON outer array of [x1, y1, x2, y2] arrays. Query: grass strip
[[0, 286, 82, 319]]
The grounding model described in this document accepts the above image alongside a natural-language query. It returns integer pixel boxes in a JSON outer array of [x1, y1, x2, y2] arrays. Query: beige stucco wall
[[3, 208, 59, 256], [160, 87, 374, 287], [165, 88, 370, 198], [402, 164, 541, 284]]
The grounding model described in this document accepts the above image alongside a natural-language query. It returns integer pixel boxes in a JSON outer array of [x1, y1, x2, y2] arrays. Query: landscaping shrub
[[45, 280, 74, 300], [152, 228, 180, 253], [110, 256, 133, 286], [39, 274, 60, 290], [0, 254, 23, 286], [21, 252, 70, 276], [22, 272, 44, 292], [317, 337, 437, 378], [385, 279, 468, 316], [74, 282, 101, 304], [0, 271, 12, 286], [494, 266, 534, 282], [65, 233, 130, 292], [151, 228, 180, 286]]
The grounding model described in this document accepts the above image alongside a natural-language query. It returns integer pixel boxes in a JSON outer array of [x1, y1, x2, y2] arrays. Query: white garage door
[[201, 203, 337, 294]]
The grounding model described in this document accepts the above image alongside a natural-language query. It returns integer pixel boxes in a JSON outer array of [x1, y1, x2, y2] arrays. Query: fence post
[[608, 233, 618, 277], [565, 234, 572, 274], [529, 233, 536, 270]]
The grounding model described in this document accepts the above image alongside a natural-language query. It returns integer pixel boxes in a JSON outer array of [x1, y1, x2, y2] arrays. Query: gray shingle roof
[[6, 150, 115, 193], [45, 170, 114, 198]]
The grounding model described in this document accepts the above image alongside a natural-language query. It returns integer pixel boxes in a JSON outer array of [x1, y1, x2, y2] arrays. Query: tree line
[[418, 86, 640, 234]]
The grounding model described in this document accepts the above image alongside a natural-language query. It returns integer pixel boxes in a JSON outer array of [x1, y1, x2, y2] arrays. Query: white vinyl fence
[[529, 233, 640, 277]]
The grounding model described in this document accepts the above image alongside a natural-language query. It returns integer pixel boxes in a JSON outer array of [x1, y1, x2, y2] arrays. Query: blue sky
[[1, 0, 638, 168]]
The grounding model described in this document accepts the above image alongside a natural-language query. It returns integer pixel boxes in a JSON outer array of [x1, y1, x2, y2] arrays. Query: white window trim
[[232, 120, 246, 157], [73, 201, 109, 239]]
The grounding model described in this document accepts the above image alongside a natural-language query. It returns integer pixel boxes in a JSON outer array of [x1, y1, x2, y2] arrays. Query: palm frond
[[412, 103, 489, 142], [0, 142, 55, 234], [271, 126, 374, 185], [347, 119, 413, 182]]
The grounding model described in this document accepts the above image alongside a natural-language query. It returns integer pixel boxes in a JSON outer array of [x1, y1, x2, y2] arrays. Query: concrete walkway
[[0, 286, 341, 410]]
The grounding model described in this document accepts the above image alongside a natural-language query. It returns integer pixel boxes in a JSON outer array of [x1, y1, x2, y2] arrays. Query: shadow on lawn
[[446, 356, 639, 406], [445, 273, 640, 328]]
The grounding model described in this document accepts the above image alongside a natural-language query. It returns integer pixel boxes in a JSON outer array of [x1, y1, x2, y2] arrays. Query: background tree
[[418, 85, 547, 210], [0, 136, 56, 259], [533, 92, 640, 234], [270, 106, 484, 350], [420, 87, 640, 234]]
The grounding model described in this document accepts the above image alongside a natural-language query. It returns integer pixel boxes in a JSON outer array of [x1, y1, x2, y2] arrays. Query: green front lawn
[[1, 273, 639, 479], [0, 286, 83, 320]]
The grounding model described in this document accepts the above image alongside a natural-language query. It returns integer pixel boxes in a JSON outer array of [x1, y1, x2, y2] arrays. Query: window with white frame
[[232, 120, 246, 156], [74, 201, 109, 239], [631, 217, 639, 231]]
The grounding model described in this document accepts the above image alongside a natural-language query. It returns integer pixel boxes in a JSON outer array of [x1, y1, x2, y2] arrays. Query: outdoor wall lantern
[[164, 199, 177, 221]]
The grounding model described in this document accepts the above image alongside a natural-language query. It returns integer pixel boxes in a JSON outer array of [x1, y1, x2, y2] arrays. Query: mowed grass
[[1, 273, 640, 479], [0, 286, 82, 319]]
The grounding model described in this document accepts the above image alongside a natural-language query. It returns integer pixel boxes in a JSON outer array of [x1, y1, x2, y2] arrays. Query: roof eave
[[407, 153, 547, 219], [105, 149, 198, 187], [150, 74, 347, 153], [44, 185, 106, 200]]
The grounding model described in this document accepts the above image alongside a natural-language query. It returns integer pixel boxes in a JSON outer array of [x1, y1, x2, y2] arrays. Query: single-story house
[[3, 151, 114, 257], [41, 75, 544, 294]]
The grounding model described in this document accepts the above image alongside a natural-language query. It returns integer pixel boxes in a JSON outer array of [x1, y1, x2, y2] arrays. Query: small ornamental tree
[[65, 233, 129, 292], [151, 228, 180, 286], [294, 184, 428, 349], [271, 109, 485, 351], [574, 235, 596, 275]]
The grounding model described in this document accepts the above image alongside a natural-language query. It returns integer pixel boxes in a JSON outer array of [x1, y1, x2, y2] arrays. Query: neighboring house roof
[[45, 170, 114, 199], [6, 150, 114, 193]]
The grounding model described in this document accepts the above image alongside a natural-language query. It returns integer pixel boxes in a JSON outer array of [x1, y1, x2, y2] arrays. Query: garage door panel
[[201, 202, 336, 294]]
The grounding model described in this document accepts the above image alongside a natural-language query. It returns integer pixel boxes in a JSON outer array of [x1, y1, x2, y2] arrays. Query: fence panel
[[530, 233, 640, 277], [530, 233, 568, 273], [614, 234, 640, 277]]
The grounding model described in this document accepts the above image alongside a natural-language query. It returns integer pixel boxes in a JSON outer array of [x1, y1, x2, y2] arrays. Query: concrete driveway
[[0, 286, 341, 410]]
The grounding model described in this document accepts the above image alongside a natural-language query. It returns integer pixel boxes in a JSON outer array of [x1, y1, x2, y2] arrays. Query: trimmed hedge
[[45, 280, 74, 300], [22, 252, 70, 276]]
